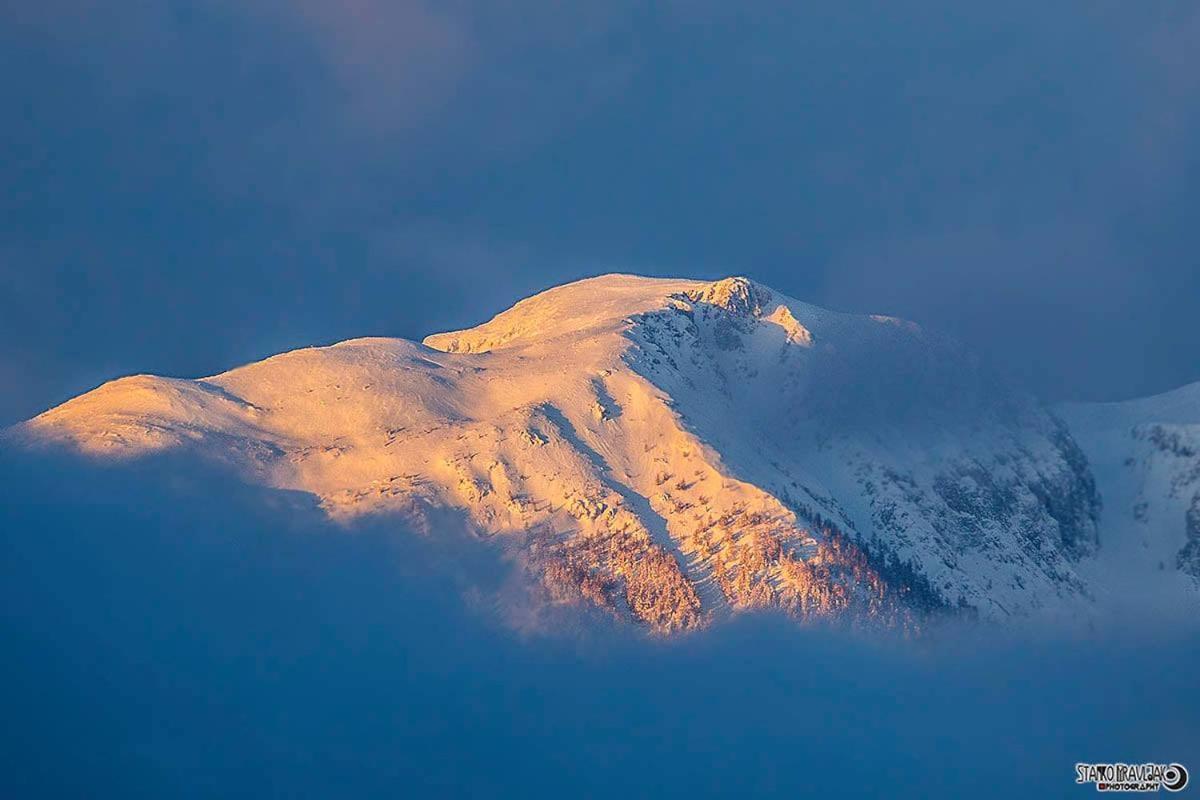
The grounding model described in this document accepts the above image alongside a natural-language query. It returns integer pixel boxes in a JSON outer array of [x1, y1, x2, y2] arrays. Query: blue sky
[[3, 2, 1199, 425]]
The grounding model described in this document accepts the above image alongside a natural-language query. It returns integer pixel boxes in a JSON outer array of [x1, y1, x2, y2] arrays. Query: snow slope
[[7, 274, 1192, 632], [1059, 384, 1200, 622]]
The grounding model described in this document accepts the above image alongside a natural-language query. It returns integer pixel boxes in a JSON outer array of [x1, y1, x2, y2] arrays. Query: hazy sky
[[3, 2, 1199, 425]]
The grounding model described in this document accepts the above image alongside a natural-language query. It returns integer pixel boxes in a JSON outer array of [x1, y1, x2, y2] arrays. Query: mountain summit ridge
[[8, 274, 1197, 632]]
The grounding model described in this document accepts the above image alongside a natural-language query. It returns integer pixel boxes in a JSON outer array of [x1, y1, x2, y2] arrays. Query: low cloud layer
[[2, 450, 1196, 797]]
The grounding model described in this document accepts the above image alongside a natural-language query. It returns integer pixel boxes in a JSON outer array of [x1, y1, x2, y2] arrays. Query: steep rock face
[[623, 278, 1101, 619], [1181, 494, 1200, 579], [4, 274, 1143, 632]]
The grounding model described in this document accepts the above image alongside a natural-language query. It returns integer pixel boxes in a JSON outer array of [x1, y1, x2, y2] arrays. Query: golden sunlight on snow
[[10, 274, 1191, 632]]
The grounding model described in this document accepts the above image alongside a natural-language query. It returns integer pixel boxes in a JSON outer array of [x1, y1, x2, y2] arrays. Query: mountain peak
[[422, 274, 808, 355], [681, 276, 772, 316], [13, 272, 1193, 633], [422, 274, 702, 354]]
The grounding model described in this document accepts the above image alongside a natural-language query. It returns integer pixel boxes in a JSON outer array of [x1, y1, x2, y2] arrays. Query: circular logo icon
[[1163, 764, 1188, 792]]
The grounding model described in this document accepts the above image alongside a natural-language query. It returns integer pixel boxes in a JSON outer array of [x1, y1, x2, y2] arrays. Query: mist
[[2, 449, 1195, 798]]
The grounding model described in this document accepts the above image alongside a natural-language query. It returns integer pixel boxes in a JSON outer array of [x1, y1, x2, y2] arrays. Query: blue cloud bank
[[1, 451, 1196, 798]]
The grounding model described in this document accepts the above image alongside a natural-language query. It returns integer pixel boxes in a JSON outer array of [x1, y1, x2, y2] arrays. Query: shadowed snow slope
[[8, 275, 1195, 632], [1059, 383, 1200, 622]]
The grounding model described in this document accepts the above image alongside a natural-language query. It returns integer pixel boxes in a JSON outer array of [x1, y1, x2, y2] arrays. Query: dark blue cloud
[[2, 449, 1197, 798], [1, 1, 1198, 421]]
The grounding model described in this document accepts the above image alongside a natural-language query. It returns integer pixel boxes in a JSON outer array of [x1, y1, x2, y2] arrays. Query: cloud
[[277, 0, 469, 135], [1, 449, 1197, 797], [819, 221, 1158, 396], [1117, 4, 1200, 190], [2, 0, 1199, 425]]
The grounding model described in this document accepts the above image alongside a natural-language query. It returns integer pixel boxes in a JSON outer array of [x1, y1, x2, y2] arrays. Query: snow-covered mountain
[[7, 275, 1196, 632]]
